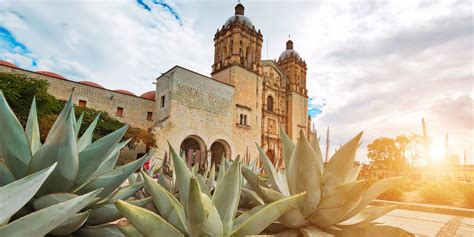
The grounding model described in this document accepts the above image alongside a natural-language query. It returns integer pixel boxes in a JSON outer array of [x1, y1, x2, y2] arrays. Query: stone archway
[[180, 135, 206, 168], [210, 139, 232, 168]]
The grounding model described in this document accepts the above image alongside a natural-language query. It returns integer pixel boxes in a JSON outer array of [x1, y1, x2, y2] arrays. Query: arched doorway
[[266, 149, 275, 165], [210, 140, 231, 168], [180, 135, 206, 168]]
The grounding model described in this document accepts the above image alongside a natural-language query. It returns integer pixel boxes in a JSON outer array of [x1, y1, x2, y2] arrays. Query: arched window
[[240, 114, 244, 125], [243, 115, 247, 125], [267, 96, 274, 112]]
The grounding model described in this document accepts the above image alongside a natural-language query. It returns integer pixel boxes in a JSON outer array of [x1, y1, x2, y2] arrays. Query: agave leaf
[[334, 225, 414, 237], [257, 145, 290, 196], [75, 112, 84, 135], [33, 192, 79, 210], [100, 181, 144, 205], [0, 189, 101, 236], [0, 163, 56, 224], [76, 223, 125, 237], [117, 222, 143, 237], [217, 154, 226, 184], [310, 180, 370, 227], [128, 173, 138, 184], [141, 171, 187, 233], [287, 130, 322, 217], [257, 185, 308, 228], [241, 188, 264, 207], [31, 103, 79, 191], [87, 198, 150, 225], [76, 154, 149, 198], [299, 225, 333, 237], [50, 210, 91, 235], [321, 132, 363, 195], [279, 127, 295, 170], [231, 192, 306, 236], [46, 94, 73, 141], [341, 177, 403, 221], [95, 139, 131, 180], [77, 114, 100, 151], [310, 132, 324, 175], [212, 157, 241, 235], [336, 205, 397, 230], [206, 163, 216, 191], [241, 167, 269, 197], [196, 174, 211, 197], [168, 142, 192, 212], [115, 200, 184, 237], [0, 91, 32, 178], [0, 163, 15, 186], [187, 177, 223, 236], [25, 96, 41, 154], [76, 125, 128, 185], [348, 164, 362, 182]]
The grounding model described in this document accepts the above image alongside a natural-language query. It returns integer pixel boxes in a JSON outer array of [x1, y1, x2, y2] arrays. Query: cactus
[[0, 91, 149, 235], [242, 128, 414, 236], [116, 143, 306, 236]]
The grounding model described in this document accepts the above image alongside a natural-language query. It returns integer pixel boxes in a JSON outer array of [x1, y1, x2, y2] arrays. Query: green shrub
[[418, 181, 456, 205], [378, 185, 404, 201], [457, 182, 474, 208]]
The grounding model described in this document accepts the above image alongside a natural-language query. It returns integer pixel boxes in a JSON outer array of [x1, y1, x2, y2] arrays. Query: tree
[[367, 137, 406, 175], [396, 134, 424, 168]]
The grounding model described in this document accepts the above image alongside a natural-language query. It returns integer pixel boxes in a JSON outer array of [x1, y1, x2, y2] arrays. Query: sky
[[0, 0, 472, 164]]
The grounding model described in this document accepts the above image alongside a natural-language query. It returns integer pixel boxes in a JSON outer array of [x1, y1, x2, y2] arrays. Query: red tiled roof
[[0, 60, 18, 68], [113, 89, 136, 96], [140, 91, 155, 100], [79, 81, 105, 89], [36, 71, 67, 80]]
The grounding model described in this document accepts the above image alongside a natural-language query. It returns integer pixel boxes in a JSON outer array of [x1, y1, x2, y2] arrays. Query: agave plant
[[242, 128, 414, 236], [115, 143, 306, 236], [0, 91, 150, 235]]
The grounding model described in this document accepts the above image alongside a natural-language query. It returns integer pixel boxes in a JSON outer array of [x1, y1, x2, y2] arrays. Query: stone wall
[[212, 65, 263, 160], [153, 66, 235, 161]]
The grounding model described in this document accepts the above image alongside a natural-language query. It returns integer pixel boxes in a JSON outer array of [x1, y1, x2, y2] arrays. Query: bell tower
[[211, 3, 263, 76], [278, 40, 309, 140]]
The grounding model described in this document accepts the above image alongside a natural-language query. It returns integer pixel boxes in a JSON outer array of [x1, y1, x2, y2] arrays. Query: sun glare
[[430, 146, 445, 163]]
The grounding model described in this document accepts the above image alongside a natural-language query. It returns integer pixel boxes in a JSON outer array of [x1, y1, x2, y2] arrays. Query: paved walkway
[[376, 209, 473, 236]]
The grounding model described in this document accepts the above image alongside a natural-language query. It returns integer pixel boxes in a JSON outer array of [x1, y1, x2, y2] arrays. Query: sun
[[430, 146, 445, 163]]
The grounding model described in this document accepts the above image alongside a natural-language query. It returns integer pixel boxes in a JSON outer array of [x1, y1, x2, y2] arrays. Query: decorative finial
[[235, 1, 245, 15]]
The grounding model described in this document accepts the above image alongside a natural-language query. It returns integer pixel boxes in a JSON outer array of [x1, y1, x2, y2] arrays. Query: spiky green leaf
[[257, 145, 290, 195], [321, 132, 363, 195], [287, 130, 322, 217], [75, 223, 125, 237], [115, 200, 184, 237], [0, 91, 32, 178], [141, 171, 187, 233], [25, 97, 41, 154], [0, 163, 56, 224], [231, 192, 306, 236], [87, 198, 150, 225], [280, 127, 295, 170], [212, 157, 241, 235], [50, 210, 91, 235], [0, 163, 15, 186], [0, 189, 101, 236], [168, 142, 192, 211], [336, 205, 398, 230], [77, 114, 100, 151]]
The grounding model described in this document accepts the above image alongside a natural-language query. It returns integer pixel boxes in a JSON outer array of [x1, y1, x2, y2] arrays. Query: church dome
[[36, 71, 67, 79], [140, 91, 155, 100], [113, 89, 136, 96], [0, 60, 19, 68], [279, 40, 301, 61], [79, 81, 105, 89], [224, 3, 254, 30]]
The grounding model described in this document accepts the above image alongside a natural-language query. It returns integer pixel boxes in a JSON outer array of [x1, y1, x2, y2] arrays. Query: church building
[[153, 3, 312, 165]]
